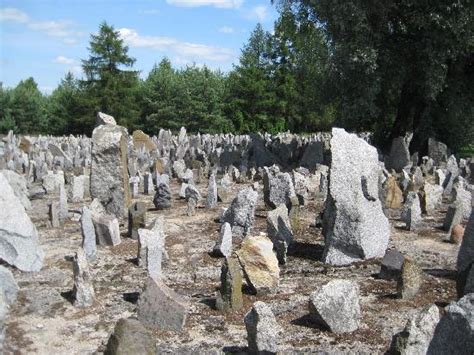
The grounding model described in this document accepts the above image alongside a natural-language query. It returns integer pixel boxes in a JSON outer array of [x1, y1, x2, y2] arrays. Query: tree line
[[1, 1, 472, 153]]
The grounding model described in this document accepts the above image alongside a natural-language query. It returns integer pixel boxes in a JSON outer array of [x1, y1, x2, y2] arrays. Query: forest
[[0, 1, 472, 153]]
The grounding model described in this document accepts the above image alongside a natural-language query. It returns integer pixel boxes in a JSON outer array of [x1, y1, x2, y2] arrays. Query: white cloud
[[53, 55, 74, 64], [119, 27, 235, 62], [29, 20, 75, 37], [247, 5, 268, 22], [139, 9, 160, 15], [0, 7, 29, 23], [218, 26, 234, 34], [166, 0, 243, 9]]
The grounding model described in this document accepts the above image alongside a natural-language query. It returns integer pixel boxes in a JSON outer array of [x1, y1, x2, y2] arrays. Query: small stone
[[137, 277, 188, 331], [105, 318, 155, 355], [397, 258, 423, 300], [383, 175, 403, 209], [308, 279, 361, 333], [266, 204, 293, 264], [0, 265, 19, 305], [379, 249, 405, 281], [92, 214, 121, 246], [143, 173, 154, 195], [128, 202, 146, 240], [153, 183, 171, 210], [450, 224, 465, 245], [213, 222, 232, 257], [244, 301, 280, 354], [456, 211, 474, 297], [236, 235, 279, 295], [81, 207, 97, 262], [73, 248, 95, 308], [96, 111, 116, 126], [49, 201, 60, 228], [223, 187, 258, 237], [401, 192, 422, 230], [205, 173, 218, 209], [389, 304, 440, 355], [137, 227, 165, 280], [216, 256, 243, 312]]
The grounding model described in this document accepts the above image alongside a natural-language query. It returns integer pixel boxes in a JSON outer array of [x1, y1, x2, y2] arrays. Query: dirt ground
[[3, 179, 459, 354]]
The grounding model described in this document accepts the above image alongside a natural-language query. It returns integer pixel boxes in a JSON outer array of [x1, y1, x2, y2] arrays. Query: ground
[[3, 179, 458, 354]]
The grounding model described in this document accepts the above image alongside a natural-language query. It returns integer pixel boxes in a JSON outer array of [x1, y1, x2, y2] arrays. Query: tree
[[0, 83, 16, 133], [82, 21, 141, 129]]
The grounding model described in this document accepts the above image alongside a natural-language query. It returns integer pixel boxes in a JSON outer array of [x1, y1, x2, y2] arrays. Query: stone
[[73, 248, 95, 307], [129, 176, 140, 199], [427, 138, 448, 166], [397, 258, 423, 300], [401, 192, 422, 230], [0, 173, 44, 272], [172, 159, 186, 180], [105, 318, 155, 355], [223, 187, 258, 237], [457, 211, 474, 297], [419, 183, 443, 215], [179, 182, 189, 199], [427, 293, 474, 354], [137, 277, 188, 331], [96, 111, 116, 126], [49, 201, 60, 228], [299, 141, 324, 171], [81, 207, 97, 261], [59, 183, 68, 221], [92, 214, 121, 246], [389, 304, 440, 355], [0, 265, 19, 305], [267, 204, 293, 264], [443, 155, 459, 196], [263, 170, 297, 209], [153, 183, 171, 210], [322, 128, 390, 265], [216, 256, 243, 312], [42, 171, 64, 193], [128, 202, 146, 240], [292, 170, 309, 205], [0, 169, 31, 210], [443, 202, 464, 233], [386, 135, 412, 172], [379, 249, 405, 281], [383, 175, 403, 209], [308, 279, 361, 333], [450, 224, 465, 245], [244, 301, 280, 354], [435, 169, 446, 186], [69, 175, 87, 202], [213, 222, 232, 257], [205, 173, 218, 209], [236, 235, 279, 295], [137, 228, 165, 280], [132, 129, 157, 151], [90, 124, 130, 219], [143, 173, 153, 195], [451, 178, 472, 219]]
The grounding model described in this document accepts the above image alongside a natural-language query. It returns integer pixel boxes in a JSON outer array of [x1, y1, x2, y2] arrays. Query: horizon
[[0, 0, 278, 94]]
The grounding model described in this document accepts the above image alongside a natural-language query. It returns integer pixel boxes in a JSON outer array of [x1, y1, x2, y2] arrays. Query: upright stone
[[93, 214, 121, 246], [457, 211, 474, 297], [267, 204, 293, 264], [205, 173, 218, 209], [73, 248, 95, 308], [216, 256, 243, 312], [153, 183, 171, 210], [263, 170, 297, 209], [223, 187, 258, 237], [213, 222, 233, 257], [322, 128, 390, 265], [397, 258, 423, 299], [105, 318, 155, 355], [401, 192, 422, 230], [245, 301, 280, 354], [383, 175, 403, 209], [137, 228, 165, 280], [379, 249, 405, 281], [0, 174, 44, 272], [81, 207, 96, 261], [137, 278, 188, 331], [59, 183, 68, 221], [90, 123, 130, 219], [386, 135, 412, 172], [0, 265, 19, 305], [96, 111, 117, 126], [143, 172, 153, 195], [49, 201, 60, 228], [128, 202, 146, 240]]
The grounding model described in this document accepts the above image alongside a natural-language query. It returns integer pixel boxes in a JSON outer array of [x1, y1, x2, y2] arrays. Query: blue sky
[[0, 0, 278, 93]]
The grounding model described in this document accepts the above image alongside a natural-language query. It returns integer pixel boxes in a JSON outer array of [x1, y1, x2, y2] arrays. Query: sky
[[0, 0, 279, 93]]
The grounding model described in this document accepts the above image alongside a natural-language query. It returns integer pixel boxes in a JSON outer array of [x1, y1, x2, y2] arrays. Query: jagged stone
[[105, 318, 155, 355], [0, 169, 31, 210], [153, 183, 171, 210], [383, 175, 403, 209], [137, 226, 166, 280], [81, 207, 96, 261], [266, 204, 293, 264], [457, 211, 474, 297], [419, 183, 443, 215], [216, 256, 243, 312], [205, 173, 218, 209], [322, 128, 390, 265], [386, 135, 412, 172], [213, 222, 232, 257], [92, 214, 121, 246], [0, 265, 19, 305], [397, 258, 423, 300], [96, 111, 116, 126], [73, 248, 95, 308], [379, 249, 405, 281], [223, 187, 258, 237], [128, 202, 146, 240], [245, 301, 280, 354], [309, 279, 361, 333], [401, 192, 422, 230], [263, 170, 297, 209], [49, 201, 60, 228]]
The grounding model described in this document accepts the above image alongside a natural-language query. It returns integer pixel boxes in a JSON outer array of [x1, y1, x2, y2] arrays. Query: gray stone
[[216, 256, 243, 312], [322, 128, 390, 265], [205, 173, 218, 209], [427, 138, 448, 166], [70, 175, 87, 202], [213, 222, 232, 257], [81, 207, 96, 262], [390, 304, 440, 355], [129, 176, 140, 199], [443, 202, 465, 233], [91, 124, 130, 219], [137, 227, 165, 280], [137, 277, 188, 331], [59, 182, 68, 221], [223, 187, 258, 237], [292, 170, 309, 205], [96, 111, 116, 126], [427, 293, 474, 355], [153, 183, 171, 210], [49, 201, 60, 228], [308, 279, 361, 333], [105, 318, 155, 355], [419, 183, 443, 215], [263, 170, 297, 209], [143, 173, 153, 195], [92, 214, 121, 246], [0, 169, 31, 210], [42, 171, 64, 193], [0, 173, 44, 272], [245, 301, 280, 354], [457, 211, 474, 297], [401, 192, 422, 230], [397, 258, 423, 300], [386, 135, 412, 172], [0, 265, 19, 305], [451, 178, 472, 219], [443, 155, 459, 196], [299, 141, 324, 171], [73, 248, 95, 307], [379, 249, 405, 281], [173, 159, 186, 180], [179, 182, 189, 199], [267, 204, 293, 264], [128, 202, 146, 240]]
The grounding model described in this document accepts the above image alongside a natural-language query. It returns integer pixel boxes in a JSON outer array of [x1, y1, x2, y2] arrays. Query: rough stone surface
[[80, 206, 96, 261], [379, 249, 405, 281], [137, 227, 165, 280], [401, 192, 422, 230], [216, 256, 243, 312], [223, 187, 258, 237], [90, 124, 130, 219], [420, 183, 443, 215], [128, 202, 146, 240], [92, 214, 121, 246], [386, 135, 412, 172], [0, 173, 44, 272], [0, 169, 31, 210], [105, 318, 155, 355], [96, 112, 117, 126], [213, 222, 232, 257], [389, 304, 440, 355], [427, 293, 474, 355], [153, 183, 171, 210], [137, 277, 188, 331], [263, 170, 297, 209], [73, 248, 95, 308], [205, 173, 218, 209], [397, 258, 423, 300], [245, 301, 280, 354], [309, 279, 361, 333], [267, 204, 293, 264], [383, 175, 403, 209], [236, 235, 279, 295], [0, 266, 19, 305], [322, 128, 390, 265], [457, 211, 474, 297]]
